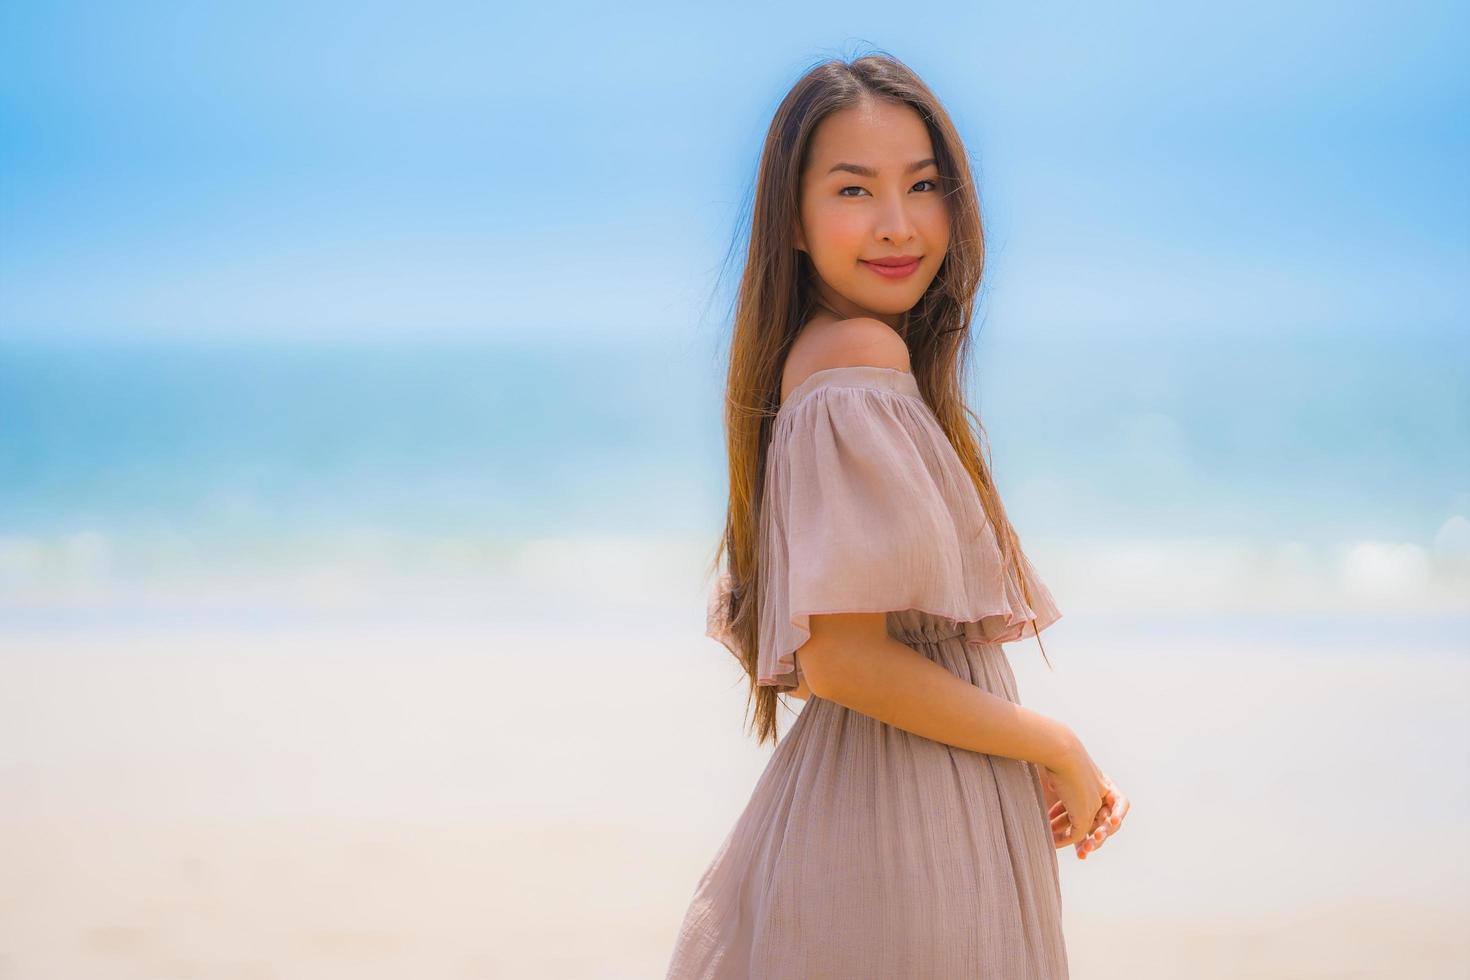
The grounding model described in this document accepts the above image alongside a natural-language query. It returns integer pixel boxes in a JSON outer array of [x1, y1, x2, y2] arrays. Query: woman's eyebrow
[[825, 157, 937, 177]]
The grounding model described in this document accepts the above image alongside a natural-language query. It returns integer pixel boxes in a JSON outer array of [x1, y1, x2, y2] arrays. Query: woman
[[666, 52, 1129, 979]]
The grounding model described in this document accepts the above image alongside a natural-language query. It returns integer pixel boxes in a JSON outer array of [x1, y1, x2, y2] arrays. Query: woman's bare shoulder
[[780, 317, 912, 401]]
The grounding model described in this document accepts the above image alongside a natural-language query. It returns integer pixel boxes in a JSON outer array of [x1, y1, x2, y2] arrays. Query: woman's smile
[[860, 255, 922, 279]]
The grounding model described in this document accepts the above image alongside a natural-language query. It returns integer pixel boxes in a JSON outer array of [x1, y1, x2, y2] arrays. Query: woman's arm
[[798, 612, 1078, 770]]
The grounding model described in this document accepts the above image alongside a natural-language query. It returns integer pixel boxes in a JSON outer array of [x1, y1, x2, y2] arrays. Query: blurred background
[[2, 2, 1466, 978]]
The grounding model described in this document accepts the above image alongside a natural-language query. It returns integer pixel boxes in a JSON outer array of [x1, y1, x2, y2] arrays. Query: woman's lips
[[861, 257, 921, 279]]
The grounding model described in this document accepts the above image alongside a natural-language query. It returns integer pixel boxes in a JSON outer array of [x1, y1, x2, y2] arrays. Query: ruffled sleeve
[[754, 368, 1060, 689]]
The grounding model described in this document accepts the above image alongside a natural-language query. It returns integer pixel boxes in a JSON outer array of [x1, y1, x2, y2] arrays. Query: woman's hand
[[1040, 742, 1128, 859], [1044, 772, 1128, 859], [1080, 779, 1128, 858]]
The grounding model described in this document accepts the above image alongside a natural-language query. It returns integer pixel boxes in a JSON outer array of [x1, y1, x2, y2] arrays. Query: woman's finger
[[1070, 778, 1129, 859], [1077, 800, 1120, 857], [1078, 820, 1109, 857], [1079, 788, 1131, 857], [1051, 811, 1072, 843], [1103, 789, 1130, 832]]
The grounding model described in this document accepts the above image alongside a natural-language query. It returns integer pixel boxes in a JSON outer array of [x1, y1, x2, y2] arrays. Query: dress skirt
[[664, 620, 1069, 980]]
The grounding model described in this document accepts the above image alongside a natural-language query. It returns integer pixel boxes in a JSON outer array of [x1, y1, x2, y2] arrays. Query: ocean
[[1, 331, 1465, 630]]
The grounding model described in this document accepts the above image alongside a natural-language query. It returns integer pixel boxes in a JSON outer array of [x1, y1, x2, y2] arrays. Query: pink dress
[[665, 365, 1068, 979]]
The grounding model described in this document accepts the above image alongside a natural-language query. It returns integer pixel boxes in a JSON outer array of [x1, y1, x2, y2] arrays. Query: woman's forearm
[[803, 636, 1077, 771]]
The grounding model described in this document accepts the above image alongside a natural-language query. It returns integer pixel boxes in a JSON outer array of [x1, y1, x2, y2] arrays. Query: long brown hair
[[709, 51, 1053, 747]]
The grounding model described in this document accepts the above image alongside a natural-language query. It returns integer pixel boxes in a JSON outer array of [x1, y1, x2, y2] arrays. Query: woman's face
[[796, 98, 951, 329]]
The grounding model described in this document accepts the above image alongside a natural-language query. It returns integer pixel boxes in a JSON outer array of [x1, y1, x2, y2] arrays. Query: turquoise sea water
[[1, 332, 1466, 630]]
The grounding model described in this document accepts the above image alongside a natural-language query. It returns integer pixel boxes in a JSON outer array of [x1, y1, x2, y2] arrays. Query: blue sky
[[2, 0, 1466, 343]]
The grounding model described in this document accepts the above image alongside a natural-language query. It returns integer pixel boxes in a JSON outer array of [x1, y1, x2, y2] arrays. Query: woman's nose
[[873, 198, 917, 243]]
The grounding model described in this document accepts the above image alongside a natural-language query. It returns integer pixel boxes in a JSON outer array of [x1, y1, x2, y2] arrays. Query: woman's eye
[[838, 180, 939, 197]]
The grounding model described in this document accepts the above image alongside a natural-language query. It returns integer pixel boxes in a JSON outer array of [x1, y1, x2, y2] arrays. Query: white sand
[[0, 614, 1466, 978]]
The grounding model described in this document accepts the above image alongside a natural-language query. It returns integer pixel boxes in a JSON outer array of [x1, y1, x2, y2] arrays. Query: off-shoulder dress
[[665, 365, 1068, 980]]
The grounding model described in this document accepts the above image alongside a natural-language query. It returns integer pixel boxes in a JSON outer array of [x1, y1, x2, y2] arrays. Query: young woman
[[666, 53, 1129, 979]]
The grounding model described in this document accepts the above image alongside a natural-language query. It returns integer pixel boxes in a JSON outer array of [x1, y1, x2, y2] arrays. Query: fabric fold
[[741, 366, 1060, 689]]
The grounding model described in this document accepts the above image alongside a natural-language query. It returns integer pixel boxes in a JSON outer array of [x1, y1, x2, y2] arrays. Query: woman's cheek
[[809, 203, 865, 250]]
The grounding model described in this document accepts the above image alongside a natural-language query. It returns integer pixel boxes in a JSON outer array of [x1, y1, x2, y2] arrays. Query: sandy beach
[[1, 613, 1466, 978]]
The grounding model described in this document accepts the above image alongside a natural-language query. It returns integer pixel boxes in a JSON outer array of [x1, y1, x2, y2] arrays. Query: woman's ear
[[794, 224, 807, 254]]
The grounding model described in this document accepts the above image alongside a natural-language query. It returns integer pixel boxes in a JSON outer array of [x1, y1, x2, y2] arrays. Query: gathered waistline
[[895, 621, 994, 648]]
